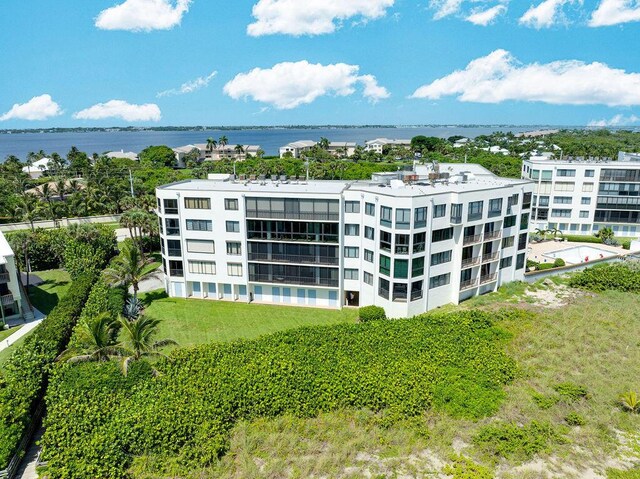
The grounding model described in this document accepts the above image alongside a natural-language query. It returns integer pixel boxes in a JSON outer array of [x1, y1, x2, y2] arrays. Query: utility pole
[[128, 169, 135, 198]]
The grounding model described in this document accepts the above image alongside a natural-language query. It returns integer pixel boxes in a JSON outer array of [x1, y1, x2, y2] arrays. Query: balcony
[[460, 278, 478, 291], [246, 210, 339, 222], [463, 234, 482, 245], [169, 269, 183, 277], [0, 272, 10, 284], [450, 216, 462, 225], [461, 256, 480, 268], [410, 290, 423, 301], [484, 231, 502, 241], [249, 273, 339, 288], [247, 252, 339, 265], [481, 252, 499, 263], [0, 294, 14, 306], [167, 249, 182, 257], [480, 273, 498, 285]]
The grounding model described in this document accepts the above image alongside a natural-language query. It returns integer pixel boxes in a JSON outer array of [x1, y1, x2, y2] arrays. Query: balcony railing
[[463, 234, 482, 245], [460, 278, 478, 290], [169, 269, 183, 277], [410, 290, 423, 301], [480, 273, 498, 284], [246, 210, 339, 222], [0, 294, 14, 306], [450, 216, 462, 225], [0, 272, 10, 284], [482, 252, 499, 263], [247, 233, 339, 244], [249, 274, 339, 288], [484, 231, 502, 241], [167, 249, 182, 257], [461, 256, 480, 268], [247, 252, 339, 265]]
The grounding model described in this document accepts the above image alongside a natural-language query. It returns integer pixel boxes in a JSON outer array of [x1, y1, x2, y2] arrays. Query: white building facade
[[523, 152, 640, 236], [0, 232, 26, 325], [156, 165, 533, 318], [365, 138, 411, 154]]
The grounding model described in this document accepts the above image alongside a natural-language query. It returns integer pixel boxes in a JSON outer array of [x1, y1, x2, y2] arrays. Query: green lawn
[[0, 334, 26, 368], [140, 252, 161, 276], [0, 325, 21, 343], [141, 290, 358, 347], [27, 269, 71, 314]]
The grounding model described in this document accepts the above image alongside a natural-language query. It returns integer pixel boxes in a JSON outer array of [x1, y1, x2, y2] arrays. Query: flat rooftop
[[0, 231, 14, 259]]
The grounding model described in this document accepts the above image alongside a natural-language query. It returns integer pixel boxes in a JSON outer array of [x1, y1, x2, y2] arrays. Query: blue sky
[[1, 0, 639, 128]]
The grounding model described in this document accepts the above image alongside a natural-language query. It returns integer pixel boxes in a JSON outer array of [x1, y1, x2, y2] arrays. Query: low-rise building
[[105, 150, 139, 161], [156, 164, 533, 317], [174, 144, 260, 166], [0, 231, 26, 325], [22, 157, 51, 179], [523, 152, 640, 236], [280, 140, 357, 158], [364, 138, 412, 154]]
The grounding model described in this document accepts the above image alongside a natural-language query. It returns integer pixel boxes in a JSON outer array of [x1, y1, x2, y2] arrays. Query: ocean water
[[0, 126, 549, 160]]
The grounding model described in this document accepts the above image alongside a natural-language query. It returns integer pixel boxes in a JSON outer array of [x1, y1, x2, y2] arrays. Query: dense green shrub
[[569, 263, 640, 292], [42, 310, 517, 478], [473, 421, 565, 462], [564, 235, 604, 245], [358, 305, 386, 322], [443, 454, 493, 479], [553, 258, 566, 268], [0, 273, 96, 469], [553, 383, 588, 402], [531, 392, 560, 410], [565, 412, 586, 426]]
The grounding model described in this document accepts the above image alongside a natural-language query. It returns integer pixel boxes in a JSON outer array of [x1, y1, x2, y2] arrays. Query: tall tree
[[118, 315, 177, 375], [58, 313, 122, 364], [103, 242, 159, 300]]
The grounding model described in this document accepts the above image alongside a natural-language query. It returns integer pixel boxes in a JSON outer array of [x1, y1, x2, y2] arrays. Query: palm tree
[[54, 178, 67, 202], [38, 183, 56, 219], [206, 137, 217, 158], [318, 137, 330, 150], [16, 193, 43, 230], [234, 144, 245, 159], [118, 315, 177, 375], [103, 242, 159, 300], [58, 313, 122, 364]]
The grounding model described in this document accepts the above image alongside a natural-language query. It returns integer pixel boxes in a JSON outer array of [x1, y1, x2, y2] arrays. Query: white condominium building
[[364, 138, 412, 154], [523, 152, 640, 236], [156, 164, 533, 318], [0, 231, 26, 325]]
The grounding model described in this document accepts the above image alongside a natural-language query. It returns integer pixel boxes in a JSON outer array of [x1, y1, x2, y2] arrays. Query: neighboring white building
[[523, 152, 640, 236], [452, 138, 470, 148], [481, 146, 510, 155], [279, 140, 356, 158], [105, 150, 138, 161], [365, 138, 411, 154], [156, 164, 533, 318], [0, 231, 26, 325], [22, 157, 51, 179], [174, 144, 260, 166]]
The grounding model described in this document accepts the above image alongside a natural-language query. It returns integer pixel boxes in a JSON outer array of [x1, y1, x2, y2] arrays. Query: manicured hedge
[[42, 309, 517, 478], [0, 272, 96, 469], [569, 263, 640, 292], [358, 305, 386, 322]]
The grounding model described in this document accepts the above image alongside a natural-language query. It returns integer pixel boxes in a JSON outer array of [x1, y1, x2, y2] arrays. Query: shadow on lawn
[[27, 279, 70, 315], [140, 289, 169, 307]]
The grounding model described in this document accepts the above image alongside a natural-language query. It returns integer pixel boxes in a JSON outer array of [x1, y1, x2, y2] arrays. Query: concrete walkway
[[14, 428, 42, 479], [130, 267, 164, 295], [0, 308, 45, 353]]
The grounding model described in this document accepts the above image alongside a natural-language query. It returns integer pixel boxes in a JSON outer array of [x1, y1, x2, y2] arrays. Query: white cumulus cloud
[[410, 49, 640, 106], [589, 0, 640, 26], [430, 0, 465, 19], [588, 113, 640, 127], [157, 71, 217, 97], [466, 4, 508, 25], [247, 0, 394, 36], [95, 0, 191, 32], [73, 100, 161, 122], [223, 61, 390, 109], [0, 94, 63, 121], [519, 0, 581, 28]]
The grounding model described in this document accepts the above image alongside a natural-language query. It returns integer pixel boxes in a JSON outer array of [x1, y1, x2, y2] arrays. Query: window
[[344, 269, 359, 280], [169, 260, 183, 277], [432, 227, 453, 242], [413, 232, 426, 253], [380, 231, 392, 252], [431, 250, 452, 266], [538, 196, 550, 207], [344, 246, 359, 258], [395, 234, 410, 254], [414, 207, 427, 228], [345, 224, 360, 236], [186, 239, 215, 254], [345, 201, 360, 213], [580, 211, 589, 218], [163, 199, 178, 214], [557, 169, 576, 177], [365, 202, 375, 216], [504, 215, 516, 228], [555, 182, 575, 192], [167, 239, 182, 256], [433, 204, 446, 218], [585, 169, 595, 177], [226, 242, 241, 255], [379, 255, 391, 276], [188, 260, 216, 275], [165, 218, 180, 235], [412, 257, 425, 277], [395, 208, 411, 229], [522, 192, 532, 209], [364, 249, 374, 263], [488, 198, 503, 217], [226, 221, 240, 233], [468, 201, 484, 221], [516, 253, 525, 270], [502, 236, 515, 248], [538, 182, 552, 194], [554, 196, 572, 204], [518, 233, 528, 250], [184, 197, 210, 209], [381, 206, 392, 227], [379, 278, 390, 299], [186, 219, 212, 231], [392, 283, 407, 302], [429, 273, 450, 289], [541, 171, 552, 181], [500, 257, 512, 269], [224, 198, 238, 210], [450, 203, 463, 223], [411, 281, 423, 301], [551, 209, 571, 218], [227, 263, 243, 276], [394, 259, 408, 279], [581, 197, 591, 205], [520, 213, 529, 230], [531, 169, 540, 180], [364, 226, 375, 240], [364, 271, 373, 285], [582, 182, 594, 192]]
